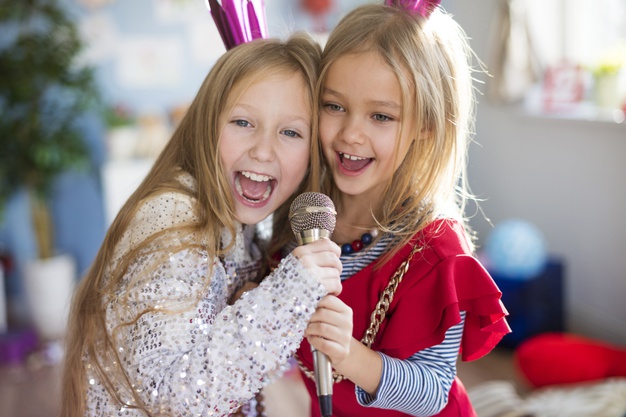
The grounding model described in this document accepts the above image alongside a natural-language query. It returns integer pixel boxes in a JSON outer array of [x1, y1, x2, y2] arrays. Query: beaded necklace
[[340, 229, 379, 255]]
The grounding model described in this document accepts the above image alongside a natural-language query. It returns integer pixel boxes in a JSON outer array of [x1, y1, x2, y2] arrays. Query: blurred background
[[0, 0, 625, 416]]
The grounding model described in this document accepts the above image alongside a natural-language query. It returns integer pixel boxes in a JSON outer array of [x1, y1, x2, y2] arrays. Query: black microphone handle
[[296, 228, 334, 417]]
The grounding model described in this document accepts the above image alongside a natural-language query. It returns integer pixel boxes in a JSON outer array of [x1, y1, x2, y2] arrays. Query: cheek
[[388, 137, 414, 172], [218, 139, 235, 171], [283, 143, 310, 180], [286, 143, 311, 173], [319, 114, 335, 144]]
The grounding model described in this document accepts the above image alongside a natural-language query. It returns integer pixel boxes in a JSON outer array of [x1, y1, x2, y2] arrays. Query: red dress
[[296, 219, 511, 416]]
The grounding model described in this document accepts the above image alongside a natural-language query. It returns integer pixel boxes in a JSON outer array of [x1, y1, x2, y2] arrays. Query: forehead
[[226, 70, 310, 109], [323, 51, 404, 104], [220, 71, 312, 130]]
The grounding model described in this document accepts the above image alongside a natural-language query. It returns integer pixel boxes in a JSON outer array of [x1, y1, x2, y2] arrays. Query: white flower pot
[[594, 73, 623, 109], [23, 254, 76, 341]]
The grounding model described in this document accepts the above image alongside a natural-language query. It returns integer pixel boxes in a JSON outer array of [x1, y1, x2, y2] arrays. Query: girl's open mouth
[[339, 152, 373, 171], [235, 171, 275, 204]]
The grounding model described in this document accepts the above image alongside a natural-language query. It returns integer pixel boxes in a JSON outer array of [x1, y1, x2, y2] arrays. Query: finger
[[319, 275, 342, 296], [293, 239, 341, 257], [316, 294, 339, 308], [306, 333, 350, 363], [307, 238, 341, 256], [315, 295, 352, 314], [308, 310, 352, 333], [301, 251, 342, 271]]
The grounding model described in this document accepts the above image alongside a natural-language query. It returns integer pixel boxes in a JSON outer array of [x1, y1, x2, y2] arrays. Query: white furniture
[[101, 159, 154, 226]]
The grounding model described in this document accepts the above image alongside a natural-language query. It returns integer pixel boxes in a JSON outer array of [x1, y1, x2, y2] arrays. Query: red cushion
[[514, 332, 626, 388]]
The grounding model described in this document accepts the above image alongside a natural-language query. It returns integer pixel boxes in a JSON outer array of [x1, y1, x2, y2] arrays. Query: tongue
[[239, 175, 270, 200], [341, 156, 371, 171]]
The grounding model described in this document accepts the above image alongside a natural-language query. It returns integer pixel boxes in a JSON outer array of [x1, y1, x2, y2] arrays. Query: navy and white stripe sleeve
[[355, 313, 465, 416]]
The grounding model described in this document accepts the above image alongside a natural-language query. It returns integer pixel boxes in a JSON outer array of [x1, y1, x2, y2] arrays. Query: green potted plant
[[0, 0, 99, 339]]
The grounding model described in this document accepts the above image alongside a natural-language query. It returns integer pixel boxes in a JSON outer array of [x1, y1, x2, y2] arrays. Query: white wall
[[446, 0, 626, 345]]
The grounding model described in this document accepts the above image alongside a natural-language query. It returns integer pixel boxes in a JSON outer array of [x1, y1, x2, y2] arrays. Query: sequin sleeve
[[106, 254, 324, 416], [94, 191, 327, 417]]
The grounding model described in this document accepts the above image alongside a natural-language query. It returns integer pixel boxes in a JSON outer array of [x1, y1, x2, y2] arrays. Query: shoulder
[[120, 175, 200, 250], [417, 218, 473, 260], [135, 191, 197, 226], [133, 173, 199, 228]]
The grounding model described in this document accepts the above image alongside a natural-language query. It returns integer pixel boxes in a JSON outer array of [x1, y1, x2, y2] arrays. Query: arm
[[107, 243, 336, 416], [355, 318, 464, 416], [307, 296, 464, 416]]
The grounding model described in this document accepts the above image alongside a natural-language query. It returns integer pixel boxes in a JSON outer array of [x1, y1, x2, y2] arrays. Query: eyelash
[[373, 114, 393, 122], [281, 129, 302, 139], [233, 119, 251, 127], [232, 119, 302, 139], [324, 103, 344, 112], [324, 103, 395, 124]]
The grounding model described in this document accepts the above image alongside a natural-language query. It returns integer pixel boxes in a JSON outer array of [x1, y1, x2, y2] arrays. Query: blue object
[[485, 219, 548, 280], [493, 258, 565, 348]]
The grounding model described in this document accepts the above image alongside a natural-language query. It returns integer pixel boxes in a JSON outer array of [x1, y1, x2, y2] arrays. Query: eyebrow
[[233, 103, 311, 126], [322, 87, 401, 110]]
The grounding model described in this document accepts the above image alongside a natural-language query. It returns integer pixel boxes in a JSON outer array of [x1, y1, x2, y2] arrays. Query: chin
[[235, 205, 274, 226]]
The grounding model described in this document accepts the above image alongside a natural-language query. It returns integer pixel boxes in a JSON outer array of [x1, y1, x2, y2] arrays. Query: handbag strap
[[297, 245, 421, 383]]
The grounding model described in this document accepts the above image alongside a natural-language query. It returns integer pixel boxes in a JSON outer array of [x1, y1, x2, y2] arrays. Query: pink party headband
[[385, 0, 441, 18], [205, 0, 268, 50]]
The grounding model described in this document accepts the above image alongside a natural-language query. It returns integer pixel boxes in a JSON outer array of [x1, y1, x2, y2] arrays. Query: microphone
[[289, 192, 337, 417]]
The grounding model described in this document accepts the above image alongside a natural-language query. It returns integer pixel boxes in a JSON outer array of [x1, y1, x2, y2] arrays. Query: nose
[[249, 129, 276, 162], [340, 115, 366, 145]]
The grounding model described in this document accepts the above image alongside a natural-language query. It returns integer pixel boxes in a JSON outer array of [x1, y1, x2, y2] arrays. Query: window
[[523, 0, 626, 120], [527, 0, 626, 68]]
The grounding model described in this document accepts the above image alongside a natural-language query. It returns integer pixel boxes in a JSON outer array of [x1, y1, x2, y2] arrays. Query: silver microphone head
[[289, 192, 337, 244]]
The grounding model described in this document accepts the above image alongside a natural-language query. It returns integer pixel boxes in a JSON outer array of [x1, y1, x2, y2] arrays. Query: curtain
[[486, 0, 543, 104]]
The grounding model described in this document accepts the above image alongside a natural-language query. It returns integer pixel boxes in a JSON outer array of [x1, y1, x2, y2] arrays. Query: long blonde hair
[[61, 33, 322, 417], [319, 3, 478, 256]]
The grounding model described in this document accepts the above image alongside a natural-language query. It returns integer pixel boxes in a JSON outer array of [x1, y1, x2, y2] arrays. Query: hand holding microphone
[[291, 241, 343, 296], [289, 192, 340, 417]]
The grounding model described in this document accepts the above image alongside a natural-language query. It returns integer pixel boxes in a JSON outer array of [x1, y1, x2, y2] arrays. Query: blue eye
[[282, 129, 302, 138], [325, 103, 344, 112], [373, 114, 392, 122], [234, 119, 251, 127]]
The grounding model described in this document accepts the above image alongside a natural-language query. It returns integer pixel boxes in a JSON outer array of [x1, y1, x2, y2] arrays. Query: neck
[[333, 194, 381, 245]]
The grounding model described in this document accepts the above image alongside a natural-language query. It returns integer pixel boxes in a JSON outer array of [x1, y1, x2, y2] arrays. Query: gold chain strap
[[296, 245, 420, 384]]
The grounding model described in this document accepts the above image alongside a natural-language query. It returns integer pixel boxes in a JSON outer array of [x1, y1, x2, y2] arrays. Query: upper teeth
[[340, 152, 366, 161], [241, 171, 272, 182]]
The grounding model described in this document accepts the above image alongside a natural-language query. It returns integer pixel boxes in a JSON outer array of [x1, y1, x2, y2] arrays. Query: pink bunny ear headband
[[205, 0, 268, 50], [385, 0, 441, 18]]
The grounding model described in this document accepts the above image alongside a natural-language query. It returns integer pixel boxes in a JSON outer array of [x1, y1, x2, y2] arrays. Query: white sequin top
[[84, 175, 326, 417]]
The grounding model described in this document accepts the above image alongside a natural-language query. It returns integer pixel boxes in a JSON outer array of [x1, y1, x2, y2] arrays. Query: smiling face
[[319, 51, 415, 205], [219, 72, 312, 225]]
